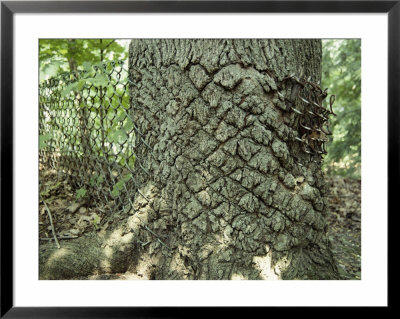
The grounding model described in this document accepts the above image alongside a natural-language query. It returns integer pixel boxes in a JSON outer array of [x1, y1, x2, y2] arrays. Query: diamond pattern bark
[[129, 39, 339, 279]]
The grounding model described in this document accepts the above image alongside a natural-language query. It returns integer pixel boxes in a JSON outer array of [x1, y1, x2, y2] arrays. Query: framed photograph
[[1, 0, 394, 316]]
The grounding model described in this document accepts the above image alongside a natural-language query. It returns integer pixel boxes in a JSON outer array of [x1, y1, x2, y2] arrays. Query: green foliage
[[89, 175, 104, 187], [92, 213, 101, 230], [60, 79, 86, 97], [39, 39, 127, 82], [39, 133, 52, 149], [40, 182, 61, 198], [109, 129, 128, 144], [322, 39, 361, 178], [59, 66, 110, 97], [76, 187, 87, 200], [111, 173, 132, 197]]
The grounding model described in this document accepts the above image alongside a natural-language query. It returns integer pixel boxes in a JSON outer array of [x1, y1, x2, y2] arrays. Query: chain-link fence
[[39, 60, 140, 213]]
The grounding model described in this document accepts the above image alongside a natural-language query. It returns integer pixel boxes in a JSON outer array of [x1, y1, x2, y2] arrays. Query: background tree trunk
[[128, 39, 339, 280]]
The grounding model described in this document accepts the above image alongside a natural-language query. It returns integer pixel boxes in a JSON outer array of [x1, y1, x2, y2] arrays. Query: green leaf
[[82, 61, 93, 72], [39, 133, 52, 149], [111, 173, 132, 197], [41, 61, 63, 79], [90, 175, 104, 187], [76, 79, 86, 91], [110, 129, 128, 144], [116, 109, 127, 122], [119, 157, 126, 166], [76, 188, 87, 200], [40, 182, 61, 197], [122, 95, 130, 109], [123, 116, 133, 133], [111, 188, 120, 197], [121, 173, 132, 183], [97, 175, 104, 185], [87, 74, 108, 86], [92, 213, 101, 230], [61, 81, 84, 97], [128, 155, 136, 169]]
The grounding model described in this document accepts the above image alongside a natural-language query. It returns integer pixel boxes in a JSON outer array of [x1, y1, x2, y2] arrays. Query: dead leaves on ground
[[39, 169, 105, 240], [326, 175, 361, 280]]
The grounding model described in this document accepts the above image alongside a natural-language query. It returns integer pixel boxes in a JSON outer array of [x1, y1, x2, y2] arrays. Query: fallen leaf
[[69, 229, 80, 235], [67, 202, 82, 213]]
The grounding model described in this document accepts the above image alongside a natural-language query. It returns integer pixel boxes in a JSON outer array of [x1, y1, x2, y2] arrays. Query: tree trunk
[[39, 39, 339, 280], [128, 39, 339, 280]]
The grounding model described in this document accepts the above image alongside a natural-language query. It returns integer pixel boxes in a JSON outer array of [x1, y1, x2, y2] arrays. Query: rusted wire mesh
[[39, 60, 139, 213], [279, 73, 336, 165]]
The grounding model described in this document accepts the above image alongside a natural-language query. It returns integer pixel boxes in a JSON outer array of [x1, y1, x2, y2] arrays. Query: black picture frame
[[1, 0, 395, 317]]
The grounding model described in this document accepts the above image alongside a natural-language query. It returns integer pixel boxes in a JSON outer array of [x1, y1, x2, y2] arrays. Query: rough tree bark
[[128, 39, 339, 280], [39, 39, 339, 280]]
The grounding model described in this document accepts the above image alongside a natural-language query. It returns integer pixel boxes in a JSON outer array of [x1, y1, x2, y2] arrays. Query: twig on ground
[[40, 235, 78, 241], [41, 199, 60, 249]]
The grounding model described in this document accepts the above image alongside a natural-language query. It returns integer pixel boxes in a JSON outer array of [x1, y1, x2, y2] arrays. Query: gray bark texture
[[39, 39, 339, 280], [128, 39, 339, 280]]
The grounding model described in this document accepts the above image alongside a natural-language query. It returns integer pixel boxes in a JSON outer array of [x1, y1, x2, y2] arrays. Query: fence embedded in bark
[[39, 60, 142, 213]]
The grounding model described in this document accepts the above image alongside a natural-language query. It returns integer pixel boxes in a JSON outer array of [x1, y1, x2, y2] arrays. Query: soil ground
[[39, 170, 361, 280]]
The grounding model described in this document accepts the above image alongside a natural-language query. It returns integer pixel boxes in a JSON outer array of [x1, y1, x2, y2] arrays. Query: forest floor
[[39, 170, 361, 280], [325, 175, 361, 280]]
